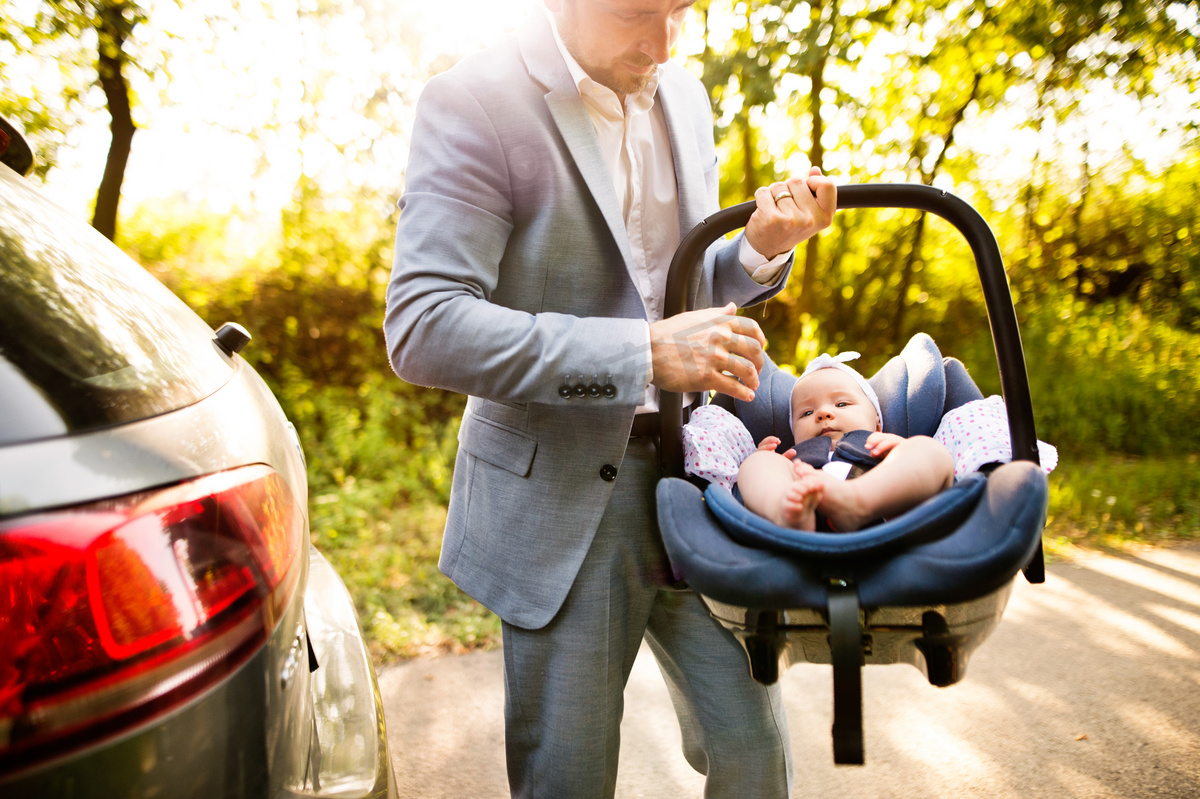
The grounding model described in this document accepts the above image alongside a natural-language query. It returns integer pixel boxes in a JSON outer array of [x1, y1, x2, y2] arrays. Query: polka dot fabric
[[681, 405, 758, 490], [934, 395, 1059, 481]]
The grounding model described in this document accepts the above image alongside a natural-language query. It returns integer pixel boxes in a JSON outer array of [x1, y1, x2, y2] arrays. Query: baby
[[683, 352, 954, 532]]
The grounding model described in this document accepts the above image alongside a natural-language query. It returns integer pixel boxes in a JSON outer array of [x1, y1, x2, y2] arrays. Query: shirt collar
[[546, 8, 662, 116]]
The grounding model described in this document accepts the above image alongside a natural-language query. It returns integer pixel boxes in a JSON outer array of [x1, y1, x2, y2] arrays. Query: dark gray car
[[0, 121, 396, 797]]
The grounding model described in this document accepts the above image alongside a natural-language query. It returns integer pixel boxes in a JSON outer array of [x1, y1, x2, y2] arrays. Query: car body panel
[[0, 358, 305, 518], [0, 132, 396, 797]]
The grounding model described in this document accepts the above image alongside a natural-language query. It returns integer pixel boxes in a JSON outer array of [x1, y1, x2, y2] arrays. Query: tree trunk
[[740, 113, 758, 202], [92, 6, 135, 242], [799, 48, 827, 318]]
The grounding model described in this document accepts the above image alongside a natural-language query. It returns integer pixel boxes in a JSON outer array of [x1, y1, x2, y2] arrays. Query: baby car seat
[[654, 185, 1049, 765]]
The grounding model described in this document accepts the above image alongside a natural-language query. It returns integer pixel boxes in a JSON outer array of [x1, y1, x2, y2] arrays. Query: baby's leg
[[737, 451, 823, 530], [817, 435, 955, 531]]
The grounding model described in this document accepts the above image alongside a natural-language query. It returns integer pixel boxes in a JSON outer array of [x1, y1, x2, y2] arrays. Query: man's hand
[[649, 302, 766, 402], [744, 167, 837, 260]]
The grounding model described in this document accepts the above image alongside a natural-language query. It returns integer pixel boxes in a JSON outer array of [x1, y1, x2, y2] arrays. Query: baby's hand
[[756, 436, 782, 452], [756, 436, 797, 459], [866, 432, 904, 458]]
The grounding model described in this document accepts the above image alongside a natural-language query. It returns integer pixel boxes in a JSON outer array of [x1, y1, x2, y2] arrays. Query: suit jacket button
[[588, 382, 602, 397], [599, 464, 617, 482], [602, 383, 617, 398], [559, 384, 573, 399], [573, 383, 587, 398]]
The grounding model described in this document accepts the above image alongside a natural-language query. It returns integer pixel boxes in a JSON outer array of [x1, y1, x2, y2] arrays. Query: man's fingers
[[710, 371, 756, 403], [804, 172, 838, 216], [648, 304, 769, 395], [723, 330, 765, 369], [728, 315, 767, 349], [721, 349, 760, 391]]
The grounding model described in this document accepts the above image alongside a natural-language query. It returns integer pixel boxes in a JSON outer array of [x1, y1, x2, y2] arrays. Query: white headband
[[791, 351, 883, 434]]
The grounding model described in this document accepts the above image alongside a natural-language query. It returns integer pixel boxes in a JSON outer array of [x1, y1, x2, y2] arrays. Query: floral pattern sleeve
[[682, 405, 758, 490], [934, 395, 1059, 481]]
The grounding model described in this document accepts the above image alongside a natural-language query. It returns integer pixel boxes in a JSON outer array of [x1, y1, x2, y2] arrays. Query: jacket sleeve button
[[602, 383, 617, 398], [599, 464, 617, 482], [573, 383, 588, 397], [559, 384, 573, 399]]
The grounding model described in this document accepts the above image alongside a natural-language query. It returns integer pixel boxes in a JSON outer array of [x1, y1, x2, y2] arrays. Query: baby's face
[[790, 368, 881, 443]]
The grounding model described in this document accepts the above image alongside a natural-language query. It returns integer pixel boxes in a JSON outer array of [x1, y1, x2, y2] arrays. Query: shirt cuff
[[739, 236, 792, 285], [642, 321, 653, 385]]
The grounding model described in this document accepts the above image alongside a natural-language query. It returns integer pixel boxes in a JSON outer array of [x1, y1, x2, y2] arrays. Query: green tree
[[0, 0, 166, 240], [691, 0, 1199, 361]]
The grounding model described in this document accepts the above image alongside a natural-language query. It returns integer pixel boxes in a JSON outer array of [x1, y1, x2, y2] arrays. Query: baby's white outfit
[[682, 397, 1058, 490]]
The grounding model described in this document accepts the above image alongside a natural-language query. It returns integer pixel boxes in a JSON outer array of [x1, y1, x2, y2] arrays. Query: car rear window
[[0, 166, 234, 445]]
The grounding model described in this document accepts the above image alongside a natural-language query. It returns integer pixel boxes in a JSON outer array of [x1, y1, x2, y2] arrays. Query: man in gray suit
[[385, 1, 836, 796]]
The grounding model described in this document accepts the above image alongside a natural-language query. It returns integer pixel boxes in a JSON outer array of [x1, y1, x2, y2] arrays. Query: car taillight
[[0, 464, 304, 773]]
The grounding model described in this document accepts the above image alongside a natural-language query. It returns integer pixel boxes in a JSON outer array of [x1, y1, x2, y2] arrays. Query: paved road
[[378, 544, 1200, 797]]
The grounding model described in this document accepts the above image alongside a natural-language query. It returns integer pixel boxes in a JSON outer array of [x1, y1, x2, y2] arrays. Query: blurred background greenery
[[3, 0, 1198, 662]]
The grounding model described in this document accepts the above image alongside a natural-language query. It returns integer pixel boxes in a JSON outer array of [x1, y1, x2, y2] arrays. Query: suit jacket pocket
[[459, 413, 537, 477]]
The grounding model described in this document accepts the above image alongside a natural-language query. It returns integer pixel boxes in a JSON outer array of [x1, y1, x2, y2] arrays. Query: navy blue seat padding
[[660, 333, 1047, 609], [657, 462, 1046, 609], [705, 473, 988, 559]]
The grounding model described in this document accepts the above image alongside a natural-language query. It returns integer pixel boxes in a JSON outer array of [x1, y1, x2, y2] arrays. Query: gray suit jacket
[[384, 12, 793, 629]]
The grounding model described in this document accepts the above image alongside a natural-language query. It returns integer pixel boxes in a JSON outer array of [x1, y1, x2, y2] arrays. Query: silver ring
[[773, 191, 792, 203]]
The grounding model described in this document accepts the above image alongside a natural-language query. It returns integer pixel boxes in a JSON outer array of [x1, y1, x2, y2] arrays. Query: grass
[[308, 475, 501, 663], [310, 453, 1200, 663], [1043, 453, 1200, 559]]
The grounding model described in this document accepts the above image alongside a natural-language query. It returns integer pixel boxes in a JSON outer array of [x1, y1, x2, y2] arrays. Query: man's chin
[[591, 66, 655, 97]]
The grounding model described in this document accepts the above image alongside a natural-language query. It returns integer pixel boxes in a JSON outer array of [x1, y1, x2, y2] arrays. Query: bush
[[123, 184, 484, 659], [121, 177, 1199, 659], [1018, 297, 1200, 456]]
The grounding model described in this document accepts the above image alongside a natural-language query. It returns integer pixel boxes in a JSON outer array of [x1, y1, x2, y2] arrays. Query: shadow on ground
[[379, 544, 1200, 798]]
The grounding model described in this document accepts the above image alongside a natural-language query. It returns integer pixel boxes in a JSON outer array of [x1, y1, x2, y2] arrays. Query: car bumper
[[298, 546, 397, 799]]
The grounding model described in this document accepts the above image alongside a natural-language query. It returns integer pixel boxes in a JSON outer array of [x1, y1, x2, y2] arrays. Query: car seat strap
[[828, 579, 865, 765]]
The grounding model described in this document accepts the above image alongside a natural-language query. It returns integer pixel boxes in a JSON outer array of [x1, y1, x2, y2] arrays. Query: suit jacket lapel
[[519, 14, 639, 289]]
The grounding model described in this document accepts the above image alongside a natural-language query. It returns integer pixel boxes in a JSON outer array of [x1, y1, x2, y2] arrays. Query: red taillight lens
[[0, 465, 304, 772]]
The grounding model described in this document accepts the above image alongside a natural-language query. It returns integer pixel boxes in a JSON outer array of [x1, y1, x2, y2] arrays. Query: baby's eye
[[836, 401, 851, 408], [800, 410, 813, 418]]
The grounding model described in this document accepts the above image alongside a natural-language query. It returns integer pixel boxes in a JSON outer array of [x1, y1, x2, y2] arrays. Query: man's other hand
[[649, 302, 766, 402], [744, 166, 837, 260]]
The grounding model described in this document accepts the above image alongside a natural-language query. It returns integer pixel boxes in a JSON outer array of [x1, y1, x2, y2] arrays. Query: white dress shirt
[[549, 16, 788, 410]]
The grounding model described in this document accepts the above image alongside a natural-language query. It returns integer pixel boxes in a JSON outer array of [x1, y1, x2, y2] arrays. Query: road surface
[[379, 543, 1200, 797]]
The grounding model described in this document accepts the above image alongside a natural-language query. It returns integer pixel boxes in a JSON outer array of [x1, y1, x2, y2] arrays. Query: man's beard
[[558, 24, 655, 97], [588, 65, 655, 97]]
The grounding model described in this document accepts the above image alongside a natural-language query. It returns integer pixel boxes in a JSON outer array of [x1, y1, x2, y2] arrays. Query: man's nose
[[641, 16, 674, 63]]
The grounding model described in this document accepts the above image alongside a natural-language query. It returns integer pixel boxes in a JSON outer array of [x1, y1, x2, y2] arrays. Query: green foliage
[[1006, 153, 1200, 333], [1046, 454, 1200, 555], [145, 180, 470, 499], [308, 473, 499, 660], [126, 182, 482, 659], [92, 0, 1199, 659], [1018, 297, 1200, 456], [0, 0, 168, 194]]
